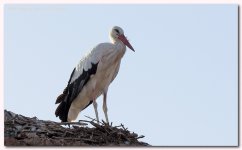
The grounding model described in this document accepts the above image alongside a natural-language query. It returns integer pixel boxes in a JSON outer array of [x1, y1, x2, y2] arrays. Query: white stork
[[55, 26, 134, 123]]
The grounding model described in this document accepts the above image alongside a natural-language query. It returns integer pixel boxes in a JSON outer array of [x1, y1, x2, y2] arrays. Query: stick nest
[[4, 110, 149, 146]]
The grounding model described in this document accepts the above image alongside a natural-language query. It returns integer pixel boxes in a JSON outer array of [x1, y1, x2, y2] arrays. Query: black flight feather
[[55, 62, 99, 122]]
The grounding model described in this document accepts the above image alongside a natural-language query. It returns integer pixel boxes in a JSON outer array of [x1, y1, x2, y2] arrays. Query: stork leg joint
[[93, 100, 99, 124], [103, 92, 109, 124]]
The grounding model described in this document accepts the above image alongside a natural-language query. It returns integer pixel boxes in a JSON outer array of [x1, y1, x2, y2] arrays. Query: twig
[[136, 135, 145, 139], [58, 122, 88, 126], [121, 124, 128, 131], [82, 138, 100, 143], [52, 136, 81, 141], [84, 115, 97, 122], [84, 116, 106, 126]]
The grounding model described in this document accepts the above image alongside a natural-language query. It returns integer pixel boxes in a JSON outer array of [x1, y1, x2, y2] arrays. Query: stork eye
[[114, 29, 120, 34]]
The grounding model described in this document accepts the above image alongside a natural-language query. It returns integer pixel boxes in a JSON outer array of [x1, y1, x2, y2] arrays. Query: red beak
[[118, 34, 135, 52]]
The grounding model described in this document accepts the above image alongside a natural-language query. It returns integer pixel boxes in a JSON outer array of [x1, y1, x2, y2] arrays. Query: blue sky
[[4, 4, 238, 146]]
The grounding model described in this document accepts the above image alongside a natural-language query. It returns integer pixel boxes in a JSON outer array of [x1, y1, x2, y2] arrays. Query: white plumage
[[55, 26, 134, 123]]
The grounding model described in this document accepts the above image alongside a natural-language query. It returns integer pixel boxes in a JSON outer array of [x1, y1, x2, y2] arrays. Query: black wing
[[55, 62, 99, 122]]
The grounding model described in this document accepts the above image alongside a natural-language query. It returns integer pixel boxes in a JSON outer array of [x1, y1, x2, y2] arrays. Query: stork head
[[110, 26, 135, 52]]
